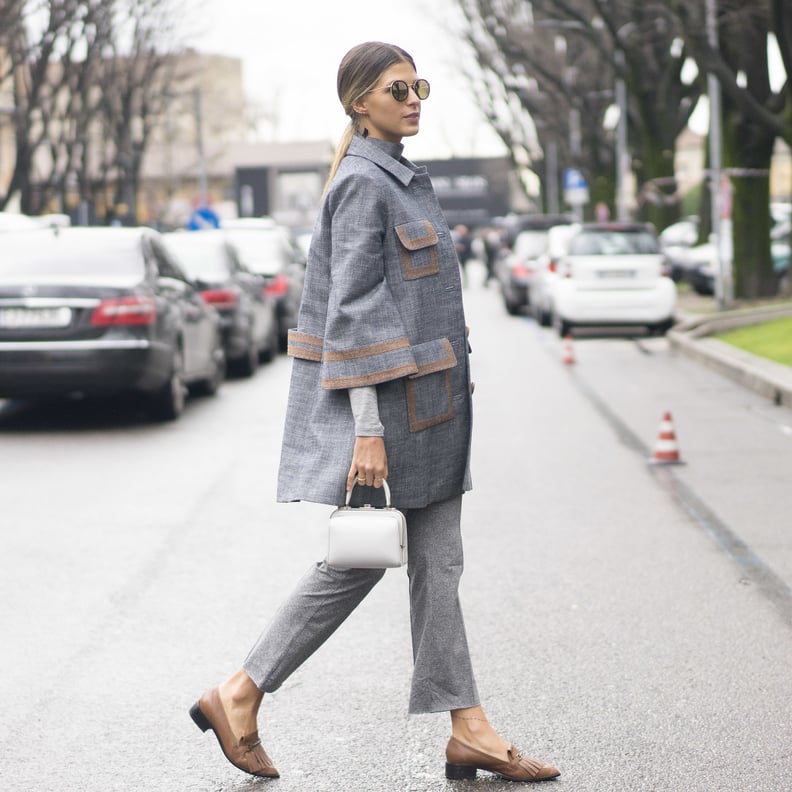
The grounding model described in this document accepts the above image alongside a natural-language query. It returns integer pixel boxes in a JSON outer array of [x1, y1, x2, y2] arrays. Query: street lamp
[[545, 139, 560, 214], [611, 21, 638, 223], [705, 0, 730, 308], [614, 54, 629, 221], [194, 87, 208, 198]]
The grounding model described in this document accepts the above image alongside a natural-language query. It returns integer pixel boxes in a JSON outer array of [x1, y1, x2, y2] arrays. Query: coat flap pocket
[[407, 337, 457, 378], [395, 220, 439, 251]]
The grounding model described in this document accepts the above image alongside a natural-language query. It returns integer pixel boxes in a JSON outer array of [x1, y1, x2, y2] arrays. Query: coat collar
[[347, 134, 417, 187]]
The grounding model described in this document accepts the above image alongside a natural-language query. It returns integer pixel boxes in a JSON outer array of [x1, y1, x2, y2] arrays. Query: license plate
[[597, 269, 635, 278], [0, 306, 73, 328]]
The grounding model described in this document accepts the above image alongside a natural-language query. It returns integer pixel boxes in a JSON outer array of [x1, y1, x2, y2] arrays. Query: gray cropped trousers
[[243, 494, 480, 714]]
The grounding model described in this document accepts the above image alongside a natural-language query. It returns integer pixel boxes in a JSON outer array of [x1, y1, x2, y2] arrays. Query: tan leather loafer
[[445, 736, 560, 782], [190, 687, 279, 778]]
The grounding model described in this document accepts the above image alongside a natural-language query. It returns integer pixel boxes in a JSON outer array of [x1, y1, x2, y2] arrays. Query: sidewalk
[[669, 292, 792, 408]]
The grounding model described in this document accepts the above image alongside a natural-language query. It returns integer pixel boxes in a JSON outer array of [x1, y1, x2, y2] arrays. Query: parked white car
[[551, 223, 677, 336], [528, 223, 578, 326]]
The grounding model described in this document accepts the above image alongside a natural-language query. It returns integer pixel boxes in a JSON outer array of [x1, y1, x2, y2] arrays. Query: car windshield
[[165, 235, 229, 279], [0, 230, 145, 284], [569, 230, 659, 256], [513, 231, 547, 259]]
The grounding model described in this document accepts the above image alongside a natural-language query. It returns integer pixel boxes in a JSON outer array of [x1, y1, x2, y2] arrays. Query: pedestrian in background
[[452, 222, 474, 286], [482, 224, 504, 286], [189, 40, 559, 784]]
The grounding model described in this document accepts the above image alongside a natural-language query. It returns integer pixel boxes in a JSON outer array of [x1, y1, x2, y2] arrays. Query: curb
[[668, 302, 792, 409]]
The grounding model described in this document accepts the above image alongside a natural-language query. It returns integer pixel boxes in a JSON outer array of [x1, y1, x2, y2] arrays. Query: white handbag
[[326, 480, 407, 569]]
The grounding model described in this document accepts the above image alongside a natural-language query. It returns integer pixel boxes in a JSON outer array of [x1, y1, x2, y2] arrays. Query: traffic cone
[[561, 335, 575, 365], [649, 411, 685, 465]]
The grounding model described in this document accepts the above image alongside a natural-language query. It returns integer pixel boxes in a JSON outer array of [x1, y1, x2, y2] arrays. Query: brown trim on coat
[[395, 221, 440, 280], [395, 221, 439, 250], [289, 330, 324, 348], [288, 344, 322, 362], [408, 338, 457, 378], [287, 329, 324, 360], [405, 370, 454, 432], [323, 337, 410, 362], [322, 362, 419, 389]]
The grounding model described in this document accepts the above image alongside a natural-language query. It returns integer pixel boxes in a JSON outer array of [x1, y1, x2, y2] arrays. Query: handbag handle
[[345, 479, 392, 507]]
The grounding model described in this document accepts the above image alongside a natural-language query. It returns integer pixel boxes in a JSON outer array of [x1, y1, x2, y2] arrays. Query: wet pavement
[[1, 266, 791, 790]]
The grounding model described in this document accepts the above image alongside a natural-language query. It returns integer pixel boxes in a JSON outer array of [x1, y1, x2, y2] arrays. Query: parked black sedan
[[0, 227, 225, 420], [162, 230, 279, 377]]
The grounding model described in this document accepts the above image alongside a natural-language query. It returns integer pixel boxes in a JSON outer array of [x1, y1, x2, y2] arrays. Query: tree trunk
[[6, 133, 32, 214], [723, 109, 777, 298], [635, 137, 679, 231], [731, 172, 776, 298]]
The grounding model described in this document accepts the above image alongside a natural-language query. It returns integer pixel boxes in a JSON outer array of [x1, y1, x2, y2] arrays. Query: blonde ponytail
[[322, 122, 356, 197]]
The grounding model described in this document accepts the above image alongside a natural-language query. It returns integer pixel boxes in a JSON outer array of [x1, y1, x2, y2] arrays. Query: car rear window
[[569, 230, 659, 256], [513, 231, 548, 259], [0, 230, 145, 283], [226, 231, 290, 275], [165, 236, 230, 279]]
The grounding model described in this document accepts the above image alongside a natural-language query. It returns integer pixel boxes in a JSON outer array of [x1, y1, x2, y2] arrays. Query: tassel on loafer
[[189, 687, 279, 778], [445, 736, 560, 782]]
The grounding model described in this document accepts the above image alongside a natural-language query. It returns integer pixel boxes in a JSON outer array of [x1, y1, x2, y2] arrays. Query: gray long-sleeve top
[[348, 385, 384, 436]]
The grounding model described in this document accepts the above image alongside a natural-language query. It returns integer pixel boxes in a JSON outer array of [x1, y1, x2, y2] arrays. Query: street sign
[[563, 168, 589, 207], [187, 204, 220, 230]]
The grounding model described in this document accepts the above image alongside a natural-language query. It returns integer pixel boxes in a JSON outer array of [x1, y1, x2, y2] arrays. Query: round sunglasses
[[382, 78, 431, 102]]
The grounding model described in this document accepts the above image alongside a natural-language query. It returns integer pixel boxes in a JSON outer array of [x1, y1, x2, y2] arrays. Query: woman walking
[[190, 41, 559, 784]]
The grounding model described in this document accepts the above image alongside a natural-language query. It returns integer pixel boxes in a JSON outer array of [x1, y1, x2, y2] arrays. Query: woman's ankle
[[220, 669, 263, 710], [450, 707, 510, 758]]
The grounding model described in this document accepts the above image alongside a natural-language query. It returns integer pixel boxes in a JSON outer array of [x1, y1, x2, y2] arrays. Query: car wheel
[[149, 347, 186, 421], [232, 328, 259, 377], [259, 324, 279, 364], [553, 313, 573, 337], [649, 318, 674, 336], [537, 305, 552, 327], [193, 347, 225, 396], [503, 290, 522, 315]]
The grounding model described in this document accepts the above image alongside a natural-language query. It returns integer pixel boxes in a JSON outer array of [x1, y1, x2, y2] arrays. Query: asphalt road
[[1, 262, 791, 791]]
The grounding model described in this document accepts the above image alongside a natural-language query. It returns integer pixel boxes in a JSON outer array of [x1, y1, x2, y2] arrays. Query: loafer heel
[[189, 701, 212, 732], [446, 762, 477, 780]]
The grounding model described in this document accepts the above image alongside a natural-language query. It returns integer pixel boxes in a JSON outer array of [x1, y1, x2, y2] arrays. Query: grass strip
[[715, 316, 792, 367]]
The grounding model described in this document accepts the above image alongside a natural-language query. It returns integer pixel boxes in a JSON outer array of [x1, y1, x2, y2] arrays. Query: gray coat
[[277, 135, 473, 509]]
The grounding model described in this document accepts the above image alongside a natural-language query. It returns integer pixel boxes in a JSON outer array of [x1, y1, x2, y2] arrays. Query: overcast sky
[[188, 0, 508, 160], [189, 2, 787, 159]]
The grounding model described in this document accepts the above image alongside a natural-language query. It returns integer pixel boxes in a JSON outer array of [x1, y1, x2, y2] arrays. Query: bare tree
[[1, 0, 183, 219], [2, 0, 83, 212], [453, 0, 701, 228], [673, 0, 789, 298], [0, 0, 30, 84], [93, 0, 183, 224]]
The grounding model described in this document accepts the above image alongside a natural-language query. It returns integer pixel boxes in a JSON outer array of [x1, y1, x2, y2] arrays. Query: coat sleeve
[[319, 169, 419, 389]]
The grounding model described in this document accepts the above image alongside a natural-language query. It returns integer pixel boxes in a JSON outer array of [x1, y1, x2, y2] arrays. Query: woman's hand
[[346, 436, 388, 491]]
